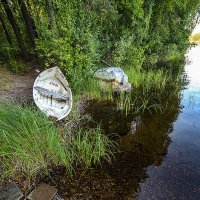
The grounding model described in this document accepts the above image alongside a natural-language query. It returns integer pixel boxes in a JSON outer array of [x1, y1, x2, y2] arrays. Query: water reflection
[[137, 46, 200, 199], [85, 44, 200, 199], [85, 81, 182, 198]]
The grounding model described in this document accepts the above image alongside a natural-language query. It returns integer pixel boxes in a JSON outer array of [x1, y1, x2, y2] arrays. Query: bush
[[1, 0, 199, 73], [7, 58, 29, 73]]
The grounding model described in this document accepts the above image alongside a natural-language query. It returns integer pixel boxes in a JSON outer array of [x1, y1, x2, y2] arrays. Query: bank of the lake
[[0, 44, 200, 199]]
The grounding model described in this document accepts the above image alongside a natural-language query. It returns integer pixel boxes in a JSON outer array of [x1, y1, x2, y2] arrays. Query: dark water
[[85, 46, 200, 199]]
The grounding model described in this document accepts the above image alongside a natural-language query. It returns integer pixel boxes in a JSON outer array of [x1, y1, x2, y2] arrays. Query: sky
[[192, 22, 200, 34]]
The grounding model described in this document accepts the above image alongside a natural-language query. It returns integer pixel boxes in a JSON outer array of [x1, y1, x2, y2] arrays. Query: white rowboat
[[33, 67, 72, 120]]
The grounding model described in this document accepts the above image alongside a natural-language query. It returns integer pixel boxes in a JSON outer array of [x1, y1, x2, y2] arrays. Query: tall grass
[[116, 68, 183, 114], [124, 68, 175, 93], [69, 69, 113, 100], [116, 92, 132, 115], [0, 103, 69, 178], [69, 67, 183, 115], [69, 127, 115, 168], [0, 103, 114, 179], [70, 67, 178, 96]]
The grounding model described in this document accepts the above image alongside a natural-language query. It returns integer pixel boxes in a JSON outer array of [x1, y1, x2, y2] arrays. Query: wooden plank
[[34, 86, 69, 101]]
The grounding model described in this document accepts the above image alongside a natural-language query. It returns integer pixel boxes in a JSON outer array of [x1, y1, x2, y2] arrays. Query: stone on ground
[[52, 193, 64, 200], [0, 182, 23, 200], [27, 183, 57, 200]]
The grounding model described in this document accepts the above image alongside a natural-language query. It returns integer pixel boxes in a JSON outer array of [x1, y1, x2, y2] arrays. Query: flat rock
[[0, 182, 23, 200], [52, 193, 64, 200], [27, 183, 57, 200]]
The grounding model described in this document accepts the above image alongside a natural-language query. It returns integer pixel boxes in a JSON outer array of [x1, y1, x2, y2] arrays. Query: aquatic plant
[[68, 126, 115, 168], [116, 92, 132, 115], [69, 66, 184, 116], [123, 68, 174, 93]]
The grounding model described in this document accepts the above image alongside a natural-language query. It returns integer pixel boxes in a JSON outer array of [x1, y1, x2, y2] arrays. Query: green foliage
[[69, 127, 114, 168], [113, 32, 145, 69], [0, 0, 200, 72], [0, 38, 15, 60], [33, 0, 101, 71], [34, 0, 199, 70], [7, 58, 29, 73], [144, 0, 200, 67], [68, 68, 113, 100], [124, 68, 173, 93], [0, 103, 115, 178], [0, 37, 28, 73]]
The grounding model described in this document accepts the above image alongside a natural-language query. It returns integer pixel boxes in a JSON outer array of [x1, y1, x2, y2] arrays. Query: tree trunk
[[1, 0, 27, 57], [18, 0, 36, 48], [0, 12, 12, 45], [45, 0, 58, 35]]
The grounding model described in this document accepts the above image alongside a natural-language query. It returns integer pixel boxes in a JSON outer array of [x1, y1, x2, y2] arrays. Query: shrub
[[7, 58, 29, 73]]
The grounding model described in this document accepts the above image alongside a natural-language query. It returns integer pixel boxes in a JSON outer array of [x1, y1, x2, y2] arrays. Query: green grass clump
[[116, 68, 183, 115], [124, 68, 173, 93], [116, 92, 132, 115], [69, 69, 113, 100], [0, 103, 114, 179], [0, 103, 69, 178], [69, 127, 115, 168]]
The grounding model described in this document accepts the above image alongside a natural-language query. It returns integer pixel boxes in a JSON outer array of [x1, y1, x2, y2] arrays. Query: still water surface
[[136, 46, 200, 199], [86, 46, 200, 199]]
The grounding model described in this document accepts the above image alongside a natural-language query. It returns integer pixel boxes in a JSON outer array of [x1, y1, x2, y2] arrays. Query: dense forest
[[0, 0, 200, 76]]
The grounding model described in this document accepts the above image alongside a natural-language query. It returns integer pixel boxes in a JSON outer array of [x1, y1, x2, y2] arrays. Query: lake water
[[85, 46, 200, 199], [136, 46, 200, 199]]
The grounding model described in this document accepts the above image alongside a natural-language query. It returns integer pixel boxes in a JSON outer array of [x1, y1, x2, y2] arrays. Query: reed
[[0, 103, 64, 178], [123, 68, 175, 93], [0, 103, 115, 179], [70, 69, 113, 100], [69, 126, 115, 168], [116, 92, 132, 115], [70, 67, 183, 115]]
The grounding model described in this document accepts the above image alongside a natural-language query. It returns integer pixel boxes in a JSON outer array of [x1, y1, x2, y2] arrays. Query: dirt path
[[0, 67, 37, 103]]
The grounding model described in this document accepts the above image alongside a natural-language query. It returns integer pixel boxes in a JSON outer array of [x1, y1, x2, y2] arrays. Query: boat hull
[[33, 67, 72, 120]]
